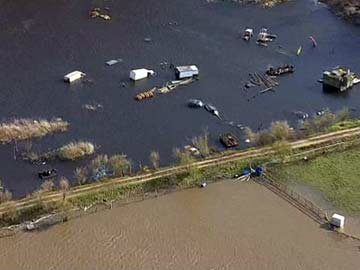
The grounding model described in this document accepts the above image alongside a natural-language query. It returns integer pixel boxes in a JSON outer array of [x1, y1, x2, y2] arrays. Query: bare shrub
[[256, 131, 275, 146], [40, 180, 55, 192], [173, 148, 195, 166], [89, 154, 109, 175], [336, 107, 351, 122], [109, 154, 132, 177], [270, 121, 293, 141], [59, 177, 70, 191], [75, 167, 88, 185], [56, 141, 95, 160], [192, 129, 210, 157], [244, 127, 258, 143], [0, 190, 12, 203], [59, 177, 70, 201], [313, 109, 337, 131], [149, 151, 160, 170]]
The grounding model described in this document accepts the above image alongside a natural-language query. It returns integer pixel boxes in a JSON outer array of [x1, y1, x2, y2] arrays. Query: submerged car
[[38, 169, 57, 180]]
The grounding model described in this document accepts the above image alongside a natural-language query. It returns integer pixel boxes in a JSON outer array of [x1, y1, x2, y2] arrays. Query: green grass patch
[[270, 147, 360, 214], [327, 120, 360, 132]]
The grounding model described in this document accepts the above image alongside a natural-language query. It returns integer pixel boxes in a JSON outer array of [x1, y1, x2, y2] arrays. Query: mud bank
[[321, 0, 360, 24]]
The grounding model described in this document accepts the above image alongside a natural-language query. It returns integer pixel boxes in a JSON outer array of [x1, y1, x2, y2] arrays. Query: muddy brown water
[[0, 181, 358, 269]]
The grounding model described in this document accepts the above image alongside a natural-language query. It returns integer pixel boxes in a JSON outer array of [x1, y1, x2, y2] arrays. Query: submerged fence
[[257, 172, 328, 224]]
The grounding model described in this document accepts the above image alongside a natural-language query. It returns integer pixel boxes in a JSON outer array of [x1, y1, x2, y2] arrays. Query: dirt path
[[1, 127, 360, 215]]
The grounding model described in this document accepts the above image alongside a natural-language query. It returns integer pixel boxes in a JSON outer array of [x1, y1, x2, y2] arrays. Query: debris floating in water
[[89, 7, 111, 21], [106, 59, 122, 66], [296, 46, 302, 56], [188, 99, 204, 108], [82, 103, 104, 111], [309, 36, 317, 47], [135, 78, 196, 101], [204, 103, 221, 119]]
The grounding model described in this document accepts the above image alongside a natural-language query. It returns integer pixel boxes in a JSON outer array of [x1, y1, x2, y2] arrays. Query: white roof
[[65, 70, 84, 78], [332, 213, 345, 221], [176, 65, 198, 72]]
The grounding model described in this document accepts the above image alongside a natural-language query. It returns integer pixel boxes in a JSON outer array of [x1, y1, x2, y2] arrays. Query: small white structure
[[130, 68, 155, 81], [175, 65, 199, 79], [330, 213, 345, 228], [64, 71, 86, 83]]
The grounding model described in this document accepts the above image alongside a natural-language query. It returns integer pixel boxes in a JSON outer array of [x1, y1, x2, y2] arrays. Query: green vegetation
[[0, 201, 59, 227], [244, 108, 358, 147], [327, 120, 360, 132], [70, 158, 256, 208], [74, 154, 132, 185], [270, 146, 360, 214], [0, 118, 69, 144], [173, 148, 196, 166]]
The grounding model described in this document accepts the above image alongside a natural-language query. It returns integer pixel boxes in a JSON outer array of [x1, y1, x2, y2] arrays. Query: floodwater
[[1, 0, 360, 197], [0, 181, 359, 269]]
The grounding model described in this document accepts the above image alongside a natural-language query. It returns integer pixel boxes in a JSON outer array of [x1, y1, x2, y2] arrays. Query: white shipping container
[[64, 70, 86, 83], [130, 68, 155, 81], [330, 213, 345, 228], [64, 71, 86, 83], [175, 65, 199, 79]]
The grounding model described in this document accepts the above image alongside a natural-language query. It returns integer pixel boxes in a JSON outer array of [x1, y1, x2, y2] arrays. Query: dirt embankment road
[[1, 127, 360, 215]]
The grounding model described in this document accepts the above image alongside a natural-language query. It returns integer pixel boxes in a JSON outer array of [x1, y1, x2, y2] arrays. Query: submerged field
[[271, 146, 360, 213]]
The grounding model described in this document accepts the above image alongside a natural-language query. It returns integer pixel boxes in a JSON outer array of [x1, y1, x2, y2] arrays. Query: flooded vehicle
[[204, 104, 220, 118], [188, 99, 204, 108], [38, 169, 57, 180], [243, 28, 254, 41], [266, 65, 295, 76]]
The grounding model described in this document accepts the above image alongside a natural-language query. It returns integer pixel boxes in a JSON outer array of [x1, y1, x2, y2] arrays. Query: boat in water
[[188, 99, 204, 108], [322, 66, 360, 92], [220, 133, 239, 148]]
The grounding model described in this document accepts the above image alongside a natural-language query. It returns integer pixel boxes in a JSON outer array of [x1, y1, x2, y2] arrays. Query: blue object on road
[[255, 167, 264, 176], [243, 168, 251, 176]]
